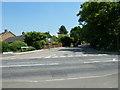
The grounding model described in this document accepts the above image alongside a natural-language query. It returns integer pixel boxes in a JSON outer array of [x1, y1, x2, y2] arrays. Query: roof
[[5, 35, 24, 43], [0, 31, 16, 37]]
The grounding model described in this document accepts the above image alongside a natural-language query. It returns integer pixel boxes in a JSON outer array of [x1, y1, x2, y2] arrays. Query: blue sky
[[2, 2, 84, 36]]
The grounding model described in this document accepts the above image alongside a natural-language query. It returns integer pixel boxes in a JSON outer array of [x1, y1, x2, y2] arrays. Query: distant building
[[0, 30, 24, 43], [5, 35, 24, 43], [0, 29, 16, 41]]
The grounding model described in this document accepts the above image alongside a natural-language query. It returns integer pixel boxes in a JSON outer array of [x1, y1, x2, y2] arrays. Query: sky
[[2, 2, 84, 36]]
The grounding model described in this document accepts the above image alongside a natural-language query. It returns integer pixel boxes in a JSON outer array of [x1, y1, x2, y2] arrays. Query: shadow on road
[[58, 44, 119, 55]]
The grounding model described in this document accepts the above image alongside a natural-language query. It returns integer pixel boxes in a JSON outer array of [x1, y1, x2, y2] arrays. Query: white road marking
[[83, 59, 118, 64], [9, 58, 16, 59], [46, 79, 66, 81], [1, 63, 59, 68], [113, 58, 116, 61], [60, 56, 66, 57], [45, 56, 51, 58], [67, 55, 74, 57], [1, 58, 117, 68]]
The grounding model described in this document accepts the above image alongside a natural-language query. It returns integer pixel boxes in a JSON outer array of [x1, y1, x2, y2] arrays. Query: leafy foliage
[[0, 41, 11, 52], [10, 41, 27, 51], [77, 2, 120, 51], [24, 31, 47, 49], [58, 25, 68, 34], [33, 40, 46, 49], [26, 46, 36, 51], [58, 34, 71, 46], [44, 32, 51, 38], [51, 42, 59, 45], [51, 35, 58, 42], [70, 26, 82, 47]]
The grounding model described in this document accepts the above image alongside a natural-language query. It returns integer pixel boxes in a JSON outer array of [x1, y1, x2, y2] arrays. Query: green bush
[[24, 31, 47, 46], [51, 42, 59, 45], [33, 40, 45, 49], [26, 46, 36, 51], [21, 46, 36, 52], [0, 41, 11, 52], [10, 41, 27, 52], [58, 34, 71, 46]]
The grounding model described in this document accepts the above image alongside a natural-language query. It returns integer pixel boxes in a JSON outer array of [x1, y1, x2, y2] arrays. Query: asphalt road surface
[[1, 45, 119, 88]]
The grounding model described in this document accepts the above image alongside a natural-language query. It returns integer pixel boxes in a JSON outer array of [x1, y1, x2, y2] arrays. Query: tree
[[77, 1, 120, 51], [44, 32, 51, 38], [24, 31, 47, 49], [70, 26, 82, 46], [58, 25, 68, 34], [58, 34, 71, 46], [33, 40, 45, 49]]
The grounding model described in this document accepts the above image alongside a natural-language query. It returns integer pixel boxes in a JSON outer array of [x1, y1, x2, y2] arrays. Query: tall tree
[[70, 26, 82, 46], [77, 1, 120, 51], [58, 25, 68, 34], [44, 32, 51, 38]]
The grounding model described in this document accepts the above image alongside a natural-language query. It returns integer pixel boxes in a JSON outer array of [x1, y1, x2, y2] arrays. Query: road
[[1, 45, 119, 88]]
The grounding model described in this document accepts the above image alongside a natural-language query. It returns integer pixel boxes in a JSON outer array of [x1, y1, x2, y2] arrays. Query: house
[[5, 35, 24, 43], [0, 30, 24, 43], [0, 29, 16, 41]]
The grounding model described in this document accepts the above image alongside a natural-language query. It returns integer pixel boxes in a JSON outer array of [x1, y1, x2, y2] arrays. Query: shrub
[[58, 34, 71, 46], [24, 31, 47, 46], [0, 41, 11, 52], [51, 42, 59, 45], [33, 40, 45, 49], [26, 46, 36, 51], [10, 41, 27, 52]]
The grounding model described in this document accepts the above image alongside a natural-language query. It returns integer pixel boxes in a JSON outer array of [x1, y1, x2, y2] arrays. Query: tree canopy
[[70, 26, 82, 46], [77, 1, 120, 51], [58, 25, 68, 34], [44, 32, 51, 38], [24, 31, 47, 49], [58, 34, 71, 46]]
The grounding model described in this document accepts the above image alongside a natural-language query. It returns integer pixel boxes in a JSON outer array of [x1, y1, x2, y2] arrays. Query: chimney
[[4, 29, 8, 33]]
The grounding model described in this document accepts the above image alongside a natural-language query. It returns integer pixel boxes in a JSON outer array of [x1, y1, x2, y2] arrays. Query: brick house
[[0, 29, 16, 41], [5, 35, 24, 43], [0, 30, 24, 43]]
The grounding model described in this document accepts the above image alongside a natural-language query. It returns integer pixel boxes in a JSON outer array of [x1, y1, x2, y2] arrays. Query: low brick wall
[[43, 43, 62, 49]]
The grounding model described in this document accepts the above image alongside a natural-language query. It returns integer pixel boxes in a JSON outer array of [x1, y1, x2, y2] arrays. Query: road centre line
[[45, 56, 51, 58], [60, 56, 67, 57], [83, 59, 118, 64], [1, 58, 118, 68]]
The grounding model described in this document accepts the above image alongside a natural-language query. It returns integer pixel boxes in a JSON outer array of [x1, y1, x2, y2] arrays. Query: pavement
[[0, 44, 119, 88]]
